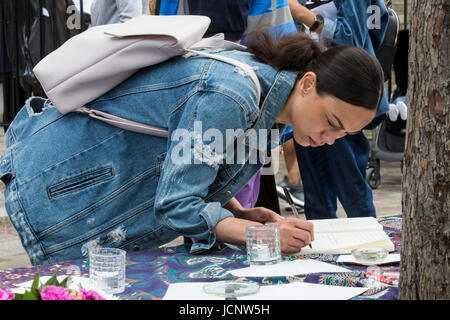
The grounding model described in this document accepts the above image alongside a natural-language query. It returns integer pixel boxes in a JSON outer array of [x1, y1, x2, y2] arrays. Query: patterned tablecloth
[[0, 215, 402, 300]]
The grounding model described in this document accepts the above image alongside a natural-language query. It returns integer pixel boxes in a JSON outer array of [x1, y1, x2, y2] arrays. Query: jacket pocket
[[47, 166, 115, 199]]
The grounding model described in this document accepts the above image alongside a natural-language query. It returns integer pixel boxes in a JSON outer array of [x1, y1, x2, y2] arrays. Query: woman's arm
[[221, 197, 313, 253], [289, 0, 389, 49], [154, 92, 253, 254], [215, 216, 314, 253], [288, 0, 324, 34]]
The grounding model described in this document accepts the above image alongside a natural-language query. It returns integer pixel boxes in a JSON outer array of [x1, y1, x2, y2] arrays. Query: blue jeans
[[295, 132, 376, 219]]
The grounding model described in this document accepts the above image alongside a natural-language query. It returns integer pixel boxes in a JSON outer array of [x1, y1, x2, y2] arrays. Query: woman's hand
[[274, 218, 315, 254], [219, 198, 314, 254], [238, 207, 285, 224], [287, 0, 321, 33]]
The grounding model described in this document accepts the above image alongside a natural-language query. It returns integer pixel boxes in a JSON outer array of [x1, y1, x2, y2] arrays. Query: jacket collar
[[244, 69, 297, 149]]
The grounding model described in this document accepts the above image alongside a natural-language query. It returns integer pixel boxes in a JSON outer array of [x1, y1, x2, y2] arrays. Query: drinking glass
[[89, 248, 126, 294], [246, 225, 281, 265]]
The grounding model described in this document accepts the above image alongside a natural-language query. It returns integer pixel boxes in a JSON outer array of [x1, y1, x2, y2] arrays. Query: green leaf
[[31, 273, 40, 291], [13, 293, 25, 300], [22, 287, 41, 300], [59, 276, 72, 288], [43, 274, 60, 288]]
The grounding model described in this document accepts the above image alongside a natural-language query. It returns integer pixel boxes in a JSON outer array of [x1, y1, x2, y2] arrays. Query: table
[[0, 215, 402, 300]]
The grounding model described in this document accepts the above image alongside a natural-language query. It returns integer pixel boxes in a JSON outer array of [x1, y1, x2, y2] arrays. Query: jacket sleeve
[[115, 0, 143, 23], [154, 91, 253, 253]]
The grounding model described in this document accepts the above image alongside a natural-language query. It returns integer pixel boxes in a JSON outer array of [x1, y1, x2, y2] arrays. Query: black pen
[[282, 186, 313, 249]]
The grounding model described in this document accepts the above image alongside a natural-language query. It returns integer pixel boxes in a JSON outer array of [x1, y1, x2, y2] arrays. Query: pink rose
[[0, 289, 15, 300], [40, 286, 76, 300], [80, 289, 106, 300]]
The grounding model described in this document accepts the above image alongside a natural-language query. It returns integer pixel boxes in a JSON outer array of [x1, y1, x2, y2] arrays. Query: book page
[[301, 230, 395, 254], [310, 217, 383, 233]]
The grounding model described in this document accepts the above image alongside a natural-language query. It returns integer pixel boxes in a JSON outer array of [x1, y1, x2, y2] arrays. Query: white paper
[[163, 281, 368, 301], [163, 282, 225, 300], [337, 253, 401, 265], [228, 259, 350, 278], [238, 282, 368, 300]]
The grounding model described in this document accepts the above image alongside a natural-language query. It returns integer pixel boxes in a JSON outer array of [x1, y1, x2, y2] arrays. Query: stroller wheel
[[366, 167, 381, 189]]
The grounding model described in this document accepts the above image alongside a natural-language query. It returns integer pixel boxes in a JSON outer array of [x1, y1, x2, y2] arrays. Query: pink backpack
[[33, 15, 261, 137]]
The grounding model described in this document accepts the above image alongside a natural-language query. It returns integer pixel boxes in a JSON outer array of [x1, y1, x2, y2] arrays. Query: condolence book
[[300, 217, 395, 254]]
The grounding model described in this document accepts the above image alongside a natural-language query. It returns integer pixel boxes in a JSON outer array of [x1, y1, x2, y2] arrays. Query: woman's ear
[[298, 72, 317, 96]]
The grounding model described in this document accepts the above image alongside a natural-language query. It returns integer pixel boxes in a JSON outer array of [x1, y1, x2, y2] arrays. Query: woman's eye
[[327, 119, 338, 129]]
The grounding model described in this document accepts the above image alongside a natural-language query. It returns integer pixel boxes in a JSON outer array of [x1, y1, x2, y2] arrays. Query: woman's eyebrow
[[332, 113, 360, 135]]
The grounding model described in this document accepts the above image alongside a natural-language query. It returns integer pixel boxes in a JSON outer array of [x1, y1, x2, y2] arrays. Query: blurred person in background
[[90, 0, 150, 26]]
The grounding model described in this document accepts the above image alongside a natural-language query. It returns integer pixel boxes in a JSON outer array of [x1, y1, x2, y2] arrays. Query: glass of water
[[89, 248, 126, 294], [246, 225, 281, 265]]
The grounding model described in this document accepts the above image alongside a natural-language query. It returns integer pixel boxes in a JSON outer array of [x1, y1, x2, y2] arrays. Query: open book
[[300, 217, 395, 254]]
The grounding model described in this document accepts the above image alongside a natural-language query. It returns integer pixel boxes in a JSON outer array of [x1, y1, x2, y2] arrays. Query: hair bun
[[246, 30, 323, 72]]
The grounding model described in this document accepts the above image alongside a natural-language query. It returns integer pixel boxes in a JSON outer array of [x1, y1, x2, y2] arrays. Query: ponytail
[[246, 30, 323, 72]]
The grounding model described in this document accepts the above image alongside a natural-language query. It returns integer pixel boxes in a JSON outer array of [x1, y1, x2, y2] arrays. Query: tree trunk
[[399, 1, 449, 299]]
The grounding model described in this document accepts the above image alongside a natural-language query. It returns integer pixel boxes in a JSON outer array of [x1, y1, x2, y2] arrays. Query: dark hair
[[246, 31, 384, 111]]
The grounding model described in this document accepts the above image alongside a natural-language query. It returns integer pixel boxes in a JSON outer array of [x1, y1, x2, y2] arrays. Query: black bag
[[375, 3, 400, 82]]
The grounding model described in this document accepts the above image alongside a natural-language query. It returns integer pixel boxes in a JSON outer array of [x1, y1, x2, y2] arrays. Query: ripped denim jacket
[[0, 49, 296, 265]]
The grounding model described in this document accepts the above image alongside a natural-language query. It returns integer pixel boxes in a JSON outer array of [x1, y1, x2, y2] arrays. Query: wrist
[[234, 207, 248, 220], [223, 197, 246, 218]]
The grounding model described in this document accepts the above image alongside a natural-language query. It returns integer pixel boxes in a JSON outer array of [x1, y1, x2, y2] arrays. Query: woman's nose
[[321, 130, 344, 145]]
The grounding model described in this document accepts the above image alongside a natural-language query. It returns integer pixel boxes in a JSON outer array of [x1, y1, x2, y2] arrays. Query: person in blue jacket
[[2, 31, 385, 265], [159, 0, 389, 221], [286, 0, 390, 219]]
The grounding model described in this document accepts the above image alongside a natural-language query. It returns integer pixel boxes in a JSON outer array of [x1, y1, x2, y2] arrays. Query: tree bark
[[399, 1, 449, 299]]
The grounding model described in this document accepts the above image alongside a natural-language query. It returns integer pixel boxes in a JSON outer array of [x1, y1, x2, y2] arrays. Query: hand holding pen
[[283, 187, 313, 249]]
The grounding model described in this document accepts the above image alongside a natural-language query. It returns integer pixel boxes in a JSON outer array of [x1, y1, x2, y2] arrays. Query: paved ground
[[0, 127, 403, 270]]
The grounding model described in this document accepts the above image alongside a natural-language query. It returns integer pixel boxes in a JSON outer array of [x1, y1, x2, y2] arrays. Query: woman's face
[[283, 72, 377, 147]]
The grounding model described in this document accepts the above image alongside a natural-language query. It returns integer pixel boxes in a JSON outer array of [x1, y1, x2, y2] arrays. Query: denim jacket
[[1, 49, 296, 265]]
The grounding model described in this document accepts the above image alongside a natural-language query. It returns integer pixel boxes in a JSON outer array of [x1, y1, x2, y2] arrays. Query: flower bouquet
[[0, 273, 105, 300]]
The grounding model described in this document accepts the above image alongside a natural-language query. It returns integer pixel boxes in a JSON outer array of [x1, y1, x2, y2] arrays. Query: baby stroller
[[366, 25, 409, 189]]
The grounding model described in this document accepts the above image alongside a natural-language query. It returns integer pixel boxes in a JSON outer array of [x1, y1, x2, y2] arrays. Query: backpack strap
[[79, 44, 261, 137], [78, 107, 170, 137]]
